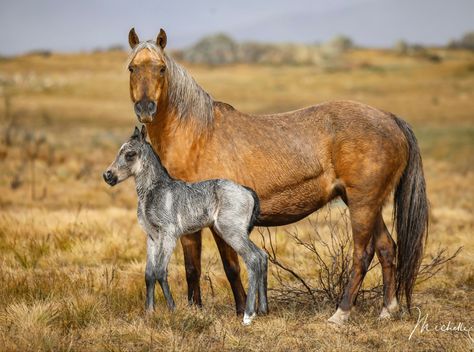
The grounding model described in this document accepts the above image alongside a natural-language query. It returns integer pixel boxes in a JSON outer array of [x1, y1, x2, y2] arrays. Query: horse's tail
[[393, 115, 429, 310], [243, 186, 260, 234]]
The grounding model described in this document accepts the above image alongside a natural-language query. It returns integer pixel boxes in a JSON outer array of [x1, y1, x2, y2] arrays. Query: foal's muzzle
[[134, 99, 157, 123], [103, 170, 118, 186]]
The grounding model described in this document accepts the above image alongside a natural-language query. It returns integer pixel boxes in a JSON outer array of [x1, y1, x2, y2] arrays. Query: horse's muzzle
[[134, 100, 157, 123], [103, 170, 118, 186]]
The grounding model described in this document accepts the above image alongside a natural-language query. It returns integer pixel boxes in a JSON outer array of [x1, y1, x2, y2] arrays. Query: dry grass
[[0, 49, 473, 351]]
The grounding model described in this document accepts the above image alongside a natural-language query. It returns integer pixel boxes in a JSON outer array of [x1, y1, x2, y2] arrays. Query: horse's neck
[[135, 145, 171, 197], [146, 105, 211, 177]]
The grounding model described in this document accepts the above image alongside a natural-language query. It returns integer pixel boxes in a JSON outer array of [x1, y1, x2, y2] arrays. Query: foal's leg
[[152, 234, 177, 310], [145, 234, 177, 311], [240, 245, 261, 325], [145, 235, 157, 312], [211, 230, 247, 315], [373, 215, 398, 319], [257, 249, 269, 315], [213, 223, 261, 325], [181, 232, 202, 307], [328, 205, 377, 325]]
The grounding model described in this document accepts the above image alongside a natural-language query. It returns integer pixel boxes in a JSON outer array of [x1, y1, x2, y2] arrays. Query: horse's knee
[[258, 251, 268, 271], [185, 265, 200, 282], [145, 269, 155, 286], [376, 235, 396, 267], [156, 269, 167, 283], [353, 246, 373, 274]]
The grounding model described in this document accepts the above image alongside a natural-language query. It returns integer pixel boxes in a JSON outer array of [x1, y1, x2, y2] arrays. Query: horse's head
[[127, 28, 168, 123], [103, 126, 147, 186]]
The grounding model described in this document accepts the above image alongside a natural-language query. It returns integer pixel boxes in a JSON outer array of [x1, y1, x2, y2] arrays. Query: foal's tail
[[393, 116, 429, 310], [243, 186, 260, 234]]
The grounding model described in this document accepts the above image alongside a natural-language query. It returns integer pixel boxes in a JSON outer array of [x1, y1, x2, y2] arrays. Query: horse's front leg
[[155, 234, 177, 310], [145, 235, 157, 312], [180, 231, 202, 307]]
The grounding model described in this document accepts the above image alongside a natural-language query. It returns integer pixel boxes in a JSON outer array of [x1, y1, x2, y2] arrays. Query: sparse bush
[[448, 31, 474, 50], [260, 207, 461, 309], [182, 33, 339, 66], [394, 40, 409, 55], [183, 33, 239, 65]]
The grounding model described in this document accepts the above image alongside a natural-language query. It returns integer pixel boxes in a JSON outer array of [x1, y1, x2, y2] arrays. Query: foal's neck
[[134, 143, 172, 197]]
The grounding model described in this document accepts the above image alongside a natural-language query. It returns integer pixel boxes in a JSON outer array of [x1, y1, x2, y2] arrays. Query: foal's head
[[103, 126, 148, 186], [127, 28, 168, 123]]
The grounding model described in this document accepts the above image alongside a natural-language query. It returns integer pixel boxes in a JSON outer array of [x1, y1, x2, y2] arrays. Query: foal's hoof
[[327, 308, 350, 326], [242, 312, 256, 326]]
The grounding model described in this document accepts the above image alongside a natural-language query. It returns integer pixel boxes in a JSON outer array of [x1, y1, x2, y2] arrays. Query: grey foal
[[103, 126, 268, 325]]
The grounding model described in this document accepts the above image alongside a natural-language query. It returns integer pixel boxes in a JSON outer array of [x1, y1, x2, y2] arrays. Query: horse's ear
[[140, 125, 147, 141], [156, 28, 167, 49], [129, 28, 140, 49], [132, 126, 140, 139]]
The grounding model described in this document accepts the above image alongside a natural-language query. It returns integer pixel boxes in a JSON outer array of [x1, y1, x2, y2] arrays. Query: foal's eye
[[128, 66, 134, 73], [160, 66, 166, 75], [125, 151, 136, 160]]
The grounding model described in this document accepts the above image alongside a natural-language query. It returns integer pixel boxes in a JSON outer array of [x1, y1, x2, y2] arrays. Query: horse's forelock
[[126, 41, 214, 135], [126, 41, 164, 67]]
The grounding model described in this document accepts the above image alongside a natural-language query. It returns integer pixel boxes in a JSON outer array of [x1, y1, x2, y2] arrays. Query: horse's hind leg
[[211, 230, 247, 315], [374, 216, 398, 319], [257, 249, 269, 315], [212, 222, 260, 325], [328, 205, 377, 325]]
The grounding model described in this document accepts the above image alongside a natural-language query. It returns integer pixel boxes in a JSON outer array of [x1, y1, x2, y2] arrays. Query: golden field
[[0, 48, 473, 351]]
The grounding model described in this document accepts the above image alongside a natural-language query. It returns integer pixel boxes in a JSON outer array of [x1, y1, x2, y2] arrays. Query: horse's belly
[[256, 175, 335, 226]]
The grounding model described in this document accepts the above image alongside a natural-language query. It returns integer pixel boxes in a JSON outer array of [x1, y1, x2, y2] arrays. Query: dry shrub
[[259, 206, 461, 310]]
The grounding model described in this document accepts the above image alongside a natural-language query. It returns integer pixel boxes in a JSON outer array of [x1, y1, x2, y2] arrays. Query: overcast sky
[[0, 0, 473, 56]]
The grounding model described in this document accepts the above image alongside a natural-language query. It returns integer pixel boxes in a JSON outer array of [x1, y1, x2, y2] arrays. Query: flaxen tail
[[393, 116, 429, 310]]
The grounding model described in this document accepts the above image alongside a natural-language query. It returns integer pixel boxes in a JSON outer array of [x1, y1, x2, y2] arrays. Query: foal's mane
[[127, 41, 215, 133]]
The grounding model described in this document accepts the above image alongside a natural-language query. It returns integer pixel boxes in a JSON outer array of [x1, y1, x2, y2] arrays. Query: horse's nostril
[[134, 102, 142, 114], [147, 101, 156, 113], [103, 170, 112, 181]]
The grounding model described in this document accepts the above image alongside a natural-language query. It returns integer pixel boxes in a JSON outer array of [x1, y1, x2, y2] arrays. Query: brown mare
[[126, 28, 429, 325]]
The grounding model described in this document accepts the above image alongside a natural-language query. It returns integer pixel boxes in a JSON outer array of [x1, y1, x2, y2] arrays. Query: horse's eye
[[128, 66, 134, 73], [160, 66, 166, 75], [125, 151, 136, 160]]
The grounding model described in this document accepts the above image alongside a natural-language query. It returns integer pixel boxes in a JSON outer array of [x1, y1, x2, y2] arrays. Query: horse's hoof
[[327, 308, 350, 326], [378, 307, 392, 320], [242, 312, 256, 326], [378, 299, 398, 320]]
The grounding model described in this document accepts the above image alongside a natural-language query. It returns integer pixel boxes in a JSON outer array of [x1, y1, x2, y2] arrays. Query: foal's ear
[[140, 125, 147, 141], [128, 28, 140, 49], [132, 126, 141, 139], [156, 28, 167, 49]]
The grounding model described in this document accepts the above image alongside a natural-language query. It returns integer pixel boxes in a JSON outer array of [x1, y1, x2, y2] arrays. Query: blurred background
[[0, 1, 473, 351]]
